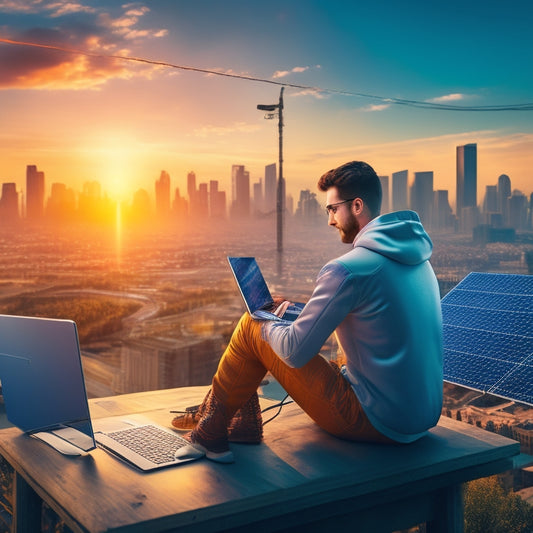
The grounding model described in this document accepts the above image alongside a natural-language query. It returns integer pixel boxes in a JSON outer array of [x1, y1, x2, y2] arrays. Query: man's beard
[[339, 214, 360, 243]]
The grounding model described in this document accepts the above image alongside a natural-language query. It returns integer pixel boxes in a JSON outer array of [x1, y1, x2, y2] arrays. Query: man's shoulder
[[332, 247, 386, 276]]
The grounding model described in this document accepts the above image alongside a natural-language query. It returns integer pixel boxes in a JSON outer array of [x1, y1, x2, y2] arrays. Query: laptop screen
[[227, 257, 273, 314]]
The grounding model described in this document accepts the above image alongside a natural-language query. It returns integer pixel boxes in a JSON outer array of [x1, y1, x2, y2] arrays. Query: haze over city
[[0, 0, 532, 206]]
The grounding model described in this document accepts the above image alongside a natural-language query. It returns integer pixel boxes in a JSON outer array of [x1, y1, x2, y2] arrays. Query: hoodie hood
[[353, 210, 433, 265]]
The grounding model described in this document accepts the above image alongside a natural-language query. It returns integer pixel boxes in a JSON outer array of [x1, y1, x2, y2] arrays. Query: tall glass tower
[[456, 143, 477, 217], [26, 164, 45, 220]]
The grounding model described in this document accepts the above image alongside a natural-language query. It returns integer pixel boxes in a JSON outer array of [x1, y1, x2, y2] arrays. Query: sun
[[86, 134, 143, 202], [101, 144, 139, 201]]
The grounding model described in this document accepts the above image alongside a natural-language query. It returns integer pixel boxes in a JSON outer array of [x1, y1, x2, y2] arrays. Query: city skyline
[[3, 142, 531, 237], [4, 139, 533, 211], [0, 1, 532, 204]]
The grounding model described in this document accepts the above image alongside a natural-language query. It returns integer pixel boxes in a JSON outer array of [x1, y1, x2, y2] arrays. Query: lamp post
[[257, 87, 284, 253]]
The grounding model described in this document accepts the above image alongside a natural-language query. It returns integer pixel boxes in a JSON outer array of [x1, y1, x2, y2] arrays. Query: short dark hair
[[317, 161, 382, 217]]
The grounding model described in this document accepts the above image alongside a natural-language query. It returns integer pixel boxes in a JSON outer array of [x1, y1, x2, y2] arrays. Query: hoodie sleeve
[[261, 261, 354, 367]]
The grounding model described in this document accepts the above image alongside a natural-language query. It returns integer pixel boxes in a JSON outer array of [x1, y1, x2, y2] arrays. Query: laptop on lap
[[227, 256, 304, 321]]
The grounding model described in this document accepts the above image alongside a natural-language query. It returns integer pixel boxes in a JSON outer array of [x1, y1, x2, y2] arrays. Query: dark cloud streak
[[0, 2, 165, 89]]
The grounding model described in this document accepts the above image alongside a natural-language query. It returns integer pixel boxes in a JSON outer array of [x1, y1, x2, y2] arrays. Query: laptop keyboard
[[106, 424, 190, 465]]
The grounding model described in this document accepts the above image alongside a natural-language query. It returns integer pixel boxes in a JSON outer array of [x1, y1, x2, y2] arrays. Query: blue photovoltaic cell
[[442, 272, 533, 405]]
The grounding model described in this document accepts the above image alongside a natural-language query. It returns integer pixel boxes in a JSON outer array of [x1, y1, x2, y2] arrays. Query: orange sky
[[1, 2, 532, 211]]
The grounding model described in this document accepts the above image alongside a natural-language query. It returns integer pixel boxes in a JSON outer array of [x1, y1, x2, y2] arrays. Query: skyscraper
[[187, 171, 196, 200], [231, 164, 250, 218], [209, 180, 226, 219], [410, 171, 434, 227], [433, 190, 453, 230], [392, 170, 408, 211], [26, 164, 45, 220], [295, 189, 320, 218], [0, 183, 19, 222], [197, 183, 209, 217], [253, 178, 263, 214], [508, 190, 528, 231], [264, 163, 276, 214], [456, 143, 477, 217], [497, 174, 511, 224], [482, 185, 498, 214], [155, 170, 171, 217], [172, 187, 188, 218], [378, 176, 390, 214], [47, 182, 75, 221]]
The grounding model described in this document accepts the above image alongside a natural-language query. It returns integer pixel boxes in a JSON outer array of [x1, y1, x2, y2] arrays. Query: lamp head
[[257, 104, 278, 111]]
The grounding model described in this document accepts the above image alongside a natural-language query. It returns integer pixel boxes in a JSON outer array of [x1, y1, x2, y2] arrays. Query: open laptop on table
[[228, 256, 304, 322], [0, 314, 203, 471]]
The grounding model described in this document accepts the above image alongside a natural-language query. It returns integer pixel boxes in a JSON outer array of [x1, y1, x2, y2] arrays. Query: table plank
[[0, 387, 521, 533]]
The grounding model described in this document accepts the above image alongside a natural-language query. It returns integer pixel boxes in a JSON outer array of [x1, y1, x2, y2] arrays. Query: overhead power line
[[1, 37, 533, 111]]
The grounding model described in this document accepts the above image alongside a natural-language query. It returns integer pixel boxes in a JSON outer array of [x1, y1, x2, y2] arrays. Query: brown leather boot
[[172, 390, 263, 444], [188, 390, 234, 463], [227, 392, 263, 444]]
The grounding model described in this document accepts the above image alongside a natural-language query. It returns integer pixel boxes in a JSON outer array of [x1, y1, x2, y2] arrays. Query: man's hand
[[273, 300, 291, 317]]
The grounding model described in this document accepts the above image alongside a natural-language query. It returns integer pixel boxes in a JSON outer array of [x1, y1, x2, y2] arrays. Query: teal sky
[[0, 0, 531, 205]]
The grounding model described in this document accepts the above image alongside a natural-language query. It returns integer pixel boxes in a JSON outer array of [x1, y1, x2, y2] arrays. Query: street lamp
[[257, 87, 284, 253]]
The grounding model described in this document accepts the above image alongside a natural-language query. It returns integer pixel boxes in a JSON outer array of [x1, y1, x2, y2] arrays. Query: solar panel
[[441, 272, 533, 405]]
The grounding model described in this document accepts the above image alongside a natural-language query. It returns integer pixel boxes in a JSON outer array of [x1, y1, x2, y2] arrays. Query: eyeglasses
[[325, 198, 355, 215]]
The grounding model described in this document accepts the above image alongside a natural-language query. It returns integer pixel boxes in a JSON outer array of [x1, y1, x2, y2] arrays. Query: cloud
[[426, 93, 468, 103], [0, 1, 95, 16], [191, 122, 260, 138], [47, 2, 96, 17], [291, 88, 328, 100], [360, 103, 391, 112], [0, 2, 167, 89], [272, 65, 320, 79]]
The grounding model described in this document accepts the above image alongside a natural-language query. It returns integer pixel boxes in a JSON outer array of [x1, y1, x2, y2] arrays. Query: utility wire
[[1, 37, 533, 112]]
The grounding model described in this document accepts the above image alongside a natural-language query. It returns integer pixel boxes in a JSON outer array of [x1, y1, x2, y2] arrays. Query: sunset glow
[[0, 1, 531, 208]]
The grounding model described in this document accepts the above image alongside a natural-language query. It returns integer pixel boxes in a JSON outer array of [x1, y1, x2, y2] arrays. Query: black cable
[[261, 393, 293, 425], [1, 38, 532, 112]]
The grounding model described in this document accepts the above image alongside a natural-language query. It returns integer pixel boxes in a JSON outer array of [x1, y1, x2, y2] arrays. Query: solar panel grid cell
[[441, 272, 533, 405]]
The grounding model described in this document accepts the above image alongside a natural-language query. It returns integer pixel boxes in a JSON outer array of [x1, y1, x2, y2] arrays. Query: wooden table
[[0, 386, 521, 532]]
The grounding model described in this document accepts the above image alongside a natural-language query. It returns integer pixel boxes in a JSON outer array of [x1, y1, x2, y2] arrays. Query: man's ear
[[353, 198, 364, 215]]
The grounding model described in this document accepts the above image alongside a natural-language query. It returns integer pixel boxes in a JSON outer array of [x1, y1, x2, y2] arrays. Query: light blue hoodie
[[262, 210, 443, 443]]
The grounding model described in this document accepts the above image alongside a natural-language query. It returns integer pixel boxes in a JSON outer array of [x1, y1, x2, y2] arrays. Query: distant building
[[473, 225, 515, 244], [507, 190, 529, 231], [78, 180, 110, 223], [26, 164, 45, 220], [456, 143, 477, 224], [46, 182, 75, 222], [498, 174, 512, 223], [117, 336, 223, 394], [392, 170, 408, 211], [131, 188, 151, 220], [483, 185, 498, 214], [410, 171, 434, 228], [513, 425, 533, 456], [197, 183, 209, 217], [253, 178, 263, 214], [155, 170, 171, 218], [209, 180, 226, 219], [187, 171, 196, 202], [379, 176, 390, 214], [286, 193, 294, 216], [433, 190, 454, 231], [264, 163, 276, 214], [295, 189, 320, 219], [461, 206, 480, 234], [172, 187, 188, 218], [231, 164, 250, 218], [0, 183, 19, 222], [529, 193, 533, 230]]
